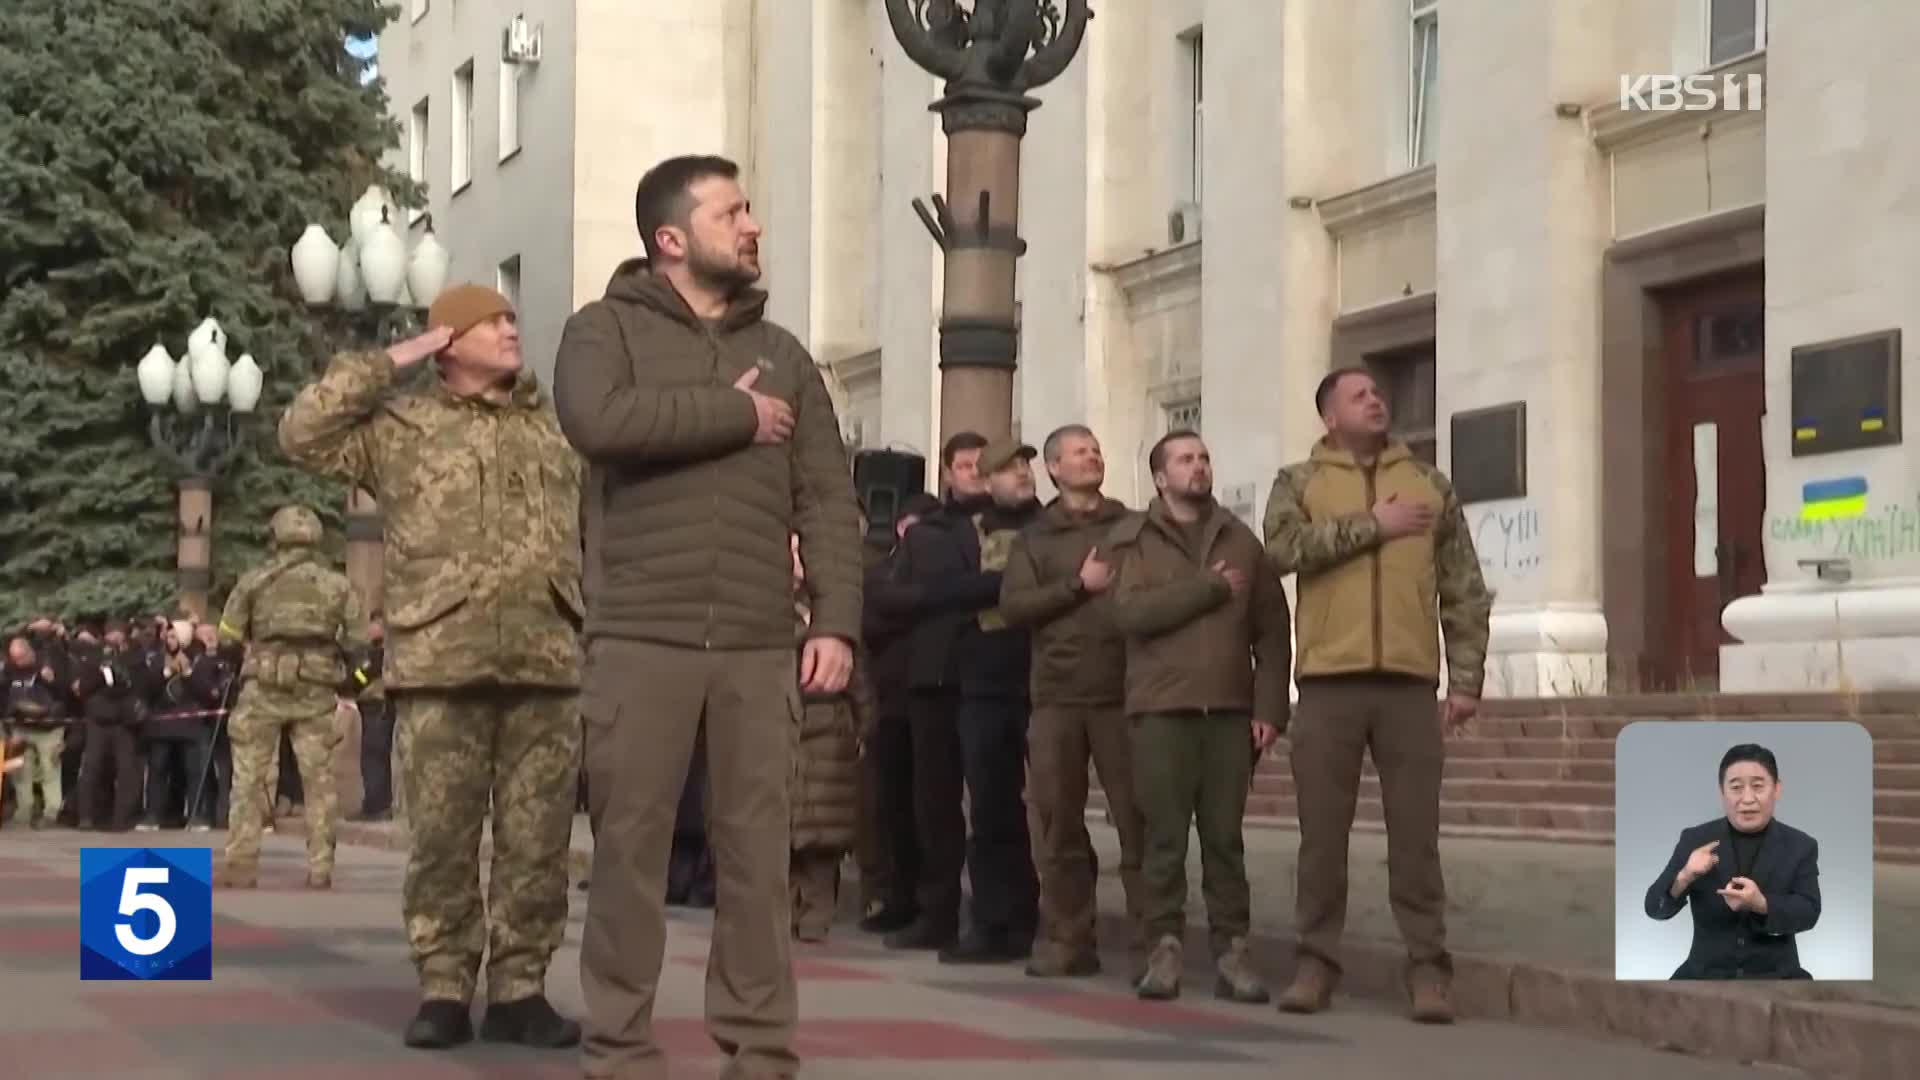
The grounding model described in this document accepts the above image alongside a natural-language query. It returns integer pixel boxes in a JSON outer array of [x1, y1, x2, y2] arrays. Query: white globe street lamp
[[133, 318, 264, 620], [293, 184, 451, 340]]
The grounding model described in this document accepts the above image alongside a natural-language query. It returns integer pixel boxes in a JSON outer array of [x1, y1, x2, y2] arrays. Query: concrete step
[[1247, 756, 1615, 783], [1090, 790, 1615, 833], [1250, 774, 1617, 808], [1421, 713, 1920, 740], [1478, 690, 1920, 719]]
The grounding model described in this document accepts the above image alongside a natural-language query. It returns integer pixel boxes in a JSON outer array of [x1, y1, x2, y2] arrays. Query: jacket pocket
[[550, 575, 586, 631], [387, 585, 469, 632], [297, 653, 344, 687]]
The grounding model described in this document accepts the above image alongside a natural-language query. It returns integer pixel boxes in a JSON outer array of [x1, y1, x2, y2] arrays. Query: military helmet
[[268, 505, 323, 547]]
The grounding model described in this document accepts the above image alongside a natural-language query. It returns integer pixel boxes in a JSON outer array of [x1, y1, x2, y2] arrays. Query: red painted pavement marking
[[1003, 987, 1258, 1031], [0, 920, 289, 953], [301, 986, 425, 1028], [669, 954, 886, 982], [0, 1027, 152, 1072], [0, 925, 78, 951], [0, 877, 78, 903], [211, 1065, 584, 1080], [795, 1019, 1062, 1060], [84, 986, 316, 1025]]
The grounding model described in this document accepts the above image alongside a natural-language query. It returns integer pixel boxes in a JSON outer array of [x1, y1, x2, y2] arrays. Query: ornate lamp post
[[884, 0, 1093, 447], [288, 184, 452, 615], [134, 323, 265, 619]]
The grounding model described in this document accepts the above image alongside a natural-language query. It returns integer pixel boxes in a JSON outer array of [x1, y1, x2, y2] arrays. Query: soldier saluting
[[279, 285, 585, 1053], [214, 505, 355, 890]]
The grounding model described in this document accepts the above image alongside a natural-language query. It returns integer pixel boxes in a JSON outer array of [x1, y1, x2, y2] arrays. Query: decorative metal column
[[884, 0, 1093, 447], [343, 487, 384, 616]]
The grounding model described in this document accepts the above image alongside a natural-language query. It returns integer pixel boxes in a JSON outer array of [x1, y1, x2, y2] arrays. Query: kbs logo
[[80, 847, 213, 980], [1619, 73, 1764, 113]]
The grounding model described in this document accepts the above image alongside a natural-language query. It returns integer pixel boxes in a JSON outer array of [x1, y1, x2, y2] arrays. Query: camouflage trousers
[[13, 727, 65, 822], [224, 683, 341, 875], [395, 687, 580, 1005]]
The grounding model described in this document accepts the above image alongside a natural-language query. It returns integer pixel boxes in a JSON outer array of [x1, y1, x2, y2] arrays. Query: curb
[[315, 819, 1917, 1078]]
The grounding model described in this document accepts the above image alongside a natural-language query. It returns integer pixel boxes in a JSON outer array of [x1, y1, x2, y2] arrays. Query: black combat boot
[[479, 995, 581, 1048], [883, 913, 958, 951], [402, 999, 473, 1049]]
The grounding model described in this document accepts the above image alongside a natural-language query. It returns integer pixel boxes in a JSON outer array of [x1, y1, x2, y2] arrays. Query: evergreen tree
[[0, 0, 419, 625]]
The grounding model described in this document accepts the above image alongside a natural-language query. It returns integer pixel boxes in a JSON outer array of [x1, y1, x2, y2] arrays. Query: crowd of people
[[5, 152, 1495, 1080], [1, 609, 390, 836]]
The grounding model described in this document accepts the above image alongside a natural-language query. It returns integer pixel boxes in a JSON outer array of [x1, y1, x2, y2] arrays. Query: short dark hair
[[900, 492, 941, 519], [941, 431, 989, 469], [1042, 424, 1095, 464], [1719, 743, 1779, 784], [634, 155, 741, 263], [1148, 429, 1202, 475], [1314, 366, 1376, 415]]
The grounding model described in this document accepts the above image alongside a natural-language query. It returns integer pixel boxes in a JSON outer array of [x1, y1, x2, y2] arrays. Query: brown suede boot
[[1408, 966, 1454, 1024], [1277, 954, 1337, 1014]]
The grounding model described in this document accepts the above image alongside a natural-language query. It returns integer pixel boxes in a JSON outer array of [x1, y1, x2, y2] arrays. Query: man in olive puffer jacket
[[554, 153, 862, 1080]]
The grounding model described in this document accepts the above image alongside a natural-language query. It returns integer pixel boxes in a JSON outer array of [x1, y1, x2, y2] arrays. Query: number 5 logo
[[80, 848, 213, 980], [115, 867, 178, 957]]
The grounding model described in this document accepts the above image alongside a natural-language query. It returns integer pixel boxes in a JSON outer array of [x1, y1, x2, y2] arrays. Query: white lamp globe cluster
[[135, 318, 263, 414], [289, 184, 450, 310]]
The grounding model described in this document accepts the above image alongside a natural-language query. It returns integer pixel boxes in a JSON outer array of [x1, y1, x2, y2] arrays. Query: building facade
[[381, 0, 1920, 698]]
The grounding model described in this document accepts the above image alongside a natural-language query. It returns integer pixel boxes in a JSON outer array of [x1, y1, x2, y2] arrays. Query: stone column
[[1434, 0, 1616, 696], [175, 477, 213, 620], [343, 488, 384, 614], [1720, 1, 1920, 691], [337, 487, 383, 820]]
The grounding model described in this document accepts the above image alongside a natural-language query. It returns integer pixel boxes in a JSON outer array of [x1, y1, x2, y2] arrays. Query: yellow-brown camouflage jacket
[[278, 351, 585, 691], [218, 548, 354, 695], [1261, 438, 1492, 695]]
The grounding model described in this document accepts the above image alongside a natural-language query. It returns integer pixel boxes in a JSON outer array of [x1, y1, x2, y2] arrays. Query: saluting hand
[[387, 326, 454, 369], [800, 636, 853, 695]]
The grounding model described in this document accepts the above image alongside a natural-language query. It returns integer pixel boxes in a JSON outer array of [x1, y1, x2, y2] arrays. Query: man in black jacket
[[940, 437, 1046, 963], [872, 432, 990, 952], [1645, 743, 1821, 979], [71, 622, 144, 831], [856, 490, 941, 933]]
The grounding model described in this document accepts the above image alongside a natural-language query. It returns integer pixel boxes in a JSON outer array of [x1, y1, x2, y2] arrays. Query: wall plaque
[[1450, 402, 1527, 504], [1789, 329, 1902, 456]]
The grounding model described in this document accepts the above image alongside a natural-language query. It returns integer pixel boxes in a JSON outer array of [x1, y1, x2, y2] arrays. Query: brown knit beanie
[[427, 284, 515, 339]]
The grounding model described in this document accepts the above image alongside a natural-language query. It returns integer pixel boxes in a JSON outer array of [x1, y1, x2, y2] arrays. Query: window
[[498, 57, 522, 160], [451, 62, 474, 192], [1367, 344, 1437, 464], [1409, 1, 1439, 168], [1708, 0, 1767, 65], [407, 97, 429, 223], [496, 254, 522, 311], [1165, 398, 1202, 434], [1182, 29, 1204, 205]]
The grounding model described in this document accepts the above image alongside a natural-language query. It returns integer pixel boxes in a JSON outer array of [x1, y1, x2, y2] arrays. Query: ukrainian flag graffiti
[[1800, 476, 1869, 522]]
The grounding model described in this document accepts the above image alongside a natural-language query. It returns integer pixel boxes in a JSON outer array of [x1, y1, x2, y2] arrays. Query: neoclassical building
[[381, 0, 1920, 698]]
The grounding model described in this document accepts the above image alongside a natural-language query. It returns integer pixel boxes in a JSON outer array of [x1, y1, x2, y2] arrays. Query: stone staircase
[[1087, 692, 1920, 863]]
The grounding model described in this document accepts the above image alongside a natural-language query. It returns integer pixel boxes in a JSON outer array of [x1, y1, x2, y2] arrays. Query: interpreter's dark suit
[[1644, 817, 1821, 980]]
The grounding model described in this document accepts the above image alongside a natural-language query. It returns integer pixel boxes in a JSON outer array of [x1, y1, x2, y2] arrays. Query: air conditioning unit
[[1167, 201, 1201, 245], [502, 15, 543, 65]]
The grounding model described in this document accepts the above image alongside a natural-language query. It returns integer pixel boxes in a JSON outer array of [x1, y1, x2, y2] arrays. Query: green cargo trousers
[[1131, 710, 1255, 959]]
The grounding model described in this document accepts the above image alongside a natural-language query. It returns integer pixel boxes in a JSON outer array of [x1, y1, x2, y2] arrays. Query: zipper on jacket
[[1365, 464, 1382, 670], [702, 322, 725, 650]]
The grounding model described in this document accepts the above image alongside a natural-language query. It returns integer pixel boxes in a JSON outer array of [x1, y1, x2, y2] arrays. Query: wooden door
[[1660, 271, 1767, 687]]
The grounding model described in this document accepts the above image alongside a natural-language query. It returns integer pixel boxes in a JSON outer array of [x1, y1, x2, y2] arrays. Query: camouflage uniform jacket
[[278, 351, 585, 690], [217, 549, 354, 696], [1261, 438, 1492, 695]]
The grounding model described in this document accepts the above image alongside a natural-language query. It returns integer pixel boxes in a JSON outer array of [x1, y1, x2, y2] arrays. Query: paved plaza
[[0, 828, 1813, 1079]]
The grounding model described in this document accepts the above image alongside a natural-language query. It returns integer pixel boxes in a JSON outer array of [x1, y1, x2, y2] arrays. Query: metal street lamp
[[287, 184, 452, 619], [884, 0, 1093, 448], [290, 184, 451, 341], [134, 321, 264, 619]]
